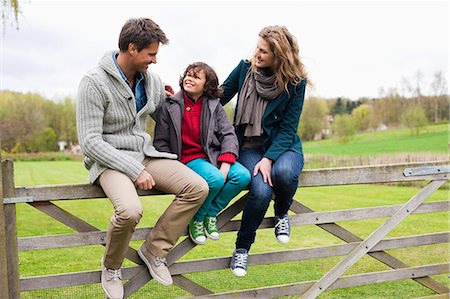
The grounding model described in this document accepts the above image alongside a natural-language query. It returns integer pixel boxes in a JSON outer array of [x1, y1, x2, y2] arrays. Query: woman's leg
[[271, 151, 304, 217], [235, 148, 273, 252]]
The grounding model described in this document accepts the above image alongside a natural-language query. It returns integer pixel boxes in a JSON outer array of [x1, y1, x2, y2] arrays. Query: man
[[77, 18, 208, 299]]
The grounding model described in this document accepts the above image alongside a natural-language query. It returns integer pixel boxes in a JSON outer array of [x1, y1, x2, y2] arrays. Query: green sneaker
[[204, 216, 220, 240], [189, 219, 206, 245]]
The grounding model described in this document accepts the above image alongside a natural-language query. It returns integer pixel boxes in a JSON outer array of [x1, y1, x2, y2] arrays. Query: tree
[[331, 97, 346, 115], [1, 0, 20, 32], [400, 106, 428, 135], [351, 104, 371, 132], [332, 114, 355, 143], [0, 90, 79, 152], [33, 127, 58, 152], [298, 97, 329, 141], [428, 71, 448, 123]]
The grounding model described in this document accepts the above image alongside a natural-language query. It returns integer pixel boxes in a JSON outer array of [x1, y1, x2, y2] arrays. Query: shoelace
[[155, 256, 168, 267], [193, 221, 204, 234], [207, 217, 217, 230], [106, 268, 122, 281], [234, 252, 248, 268], [275, 217, 289, 234]]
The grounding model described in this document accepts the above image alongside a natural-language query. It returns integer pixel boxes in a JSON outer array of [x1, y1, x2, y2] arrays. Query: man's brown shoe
[[101, 259, 124, 299], [137, 245, 173, 286]]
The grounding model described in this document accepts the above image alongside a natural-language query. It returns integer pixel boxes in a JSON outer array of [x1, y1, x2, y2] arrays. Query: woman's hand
[[219, 162, 231, 181], [135, 170, 155, 190], [253, 157, 273, 186]]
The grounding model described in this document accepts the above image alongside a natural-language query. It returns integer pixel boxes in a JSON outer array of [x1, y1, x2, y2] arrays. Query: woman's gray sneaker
[[275, 214, 290, 244], [230, 248, 248, 277]]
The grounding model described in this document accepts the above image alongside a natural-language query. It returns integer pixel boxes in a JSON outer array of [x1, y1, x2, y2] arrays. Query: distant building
[[57, 141, 67, 151], [378, 123, 388, 131], [69, 143, 81, 155]]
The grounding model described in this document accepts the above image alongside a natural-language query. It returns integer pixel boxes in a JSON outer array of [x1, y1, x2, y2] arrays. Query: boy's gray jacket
[[153, 91, 239, 166], [77, 50, 176, 184]]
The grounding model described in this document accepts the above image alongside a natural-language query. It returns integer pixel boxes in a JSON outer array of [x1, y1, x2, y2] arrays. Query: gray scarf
[[235, 69, 282, 137]]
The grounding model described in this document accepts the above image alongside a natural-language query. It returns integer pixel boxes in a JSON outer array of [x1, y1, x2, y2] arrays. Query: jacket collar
[[168, 90, 217, 107]]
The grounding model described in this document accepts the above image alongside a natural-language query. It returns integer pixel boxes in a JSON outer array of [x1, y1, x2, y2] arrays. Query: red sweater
[[180, 92, 236, 165]]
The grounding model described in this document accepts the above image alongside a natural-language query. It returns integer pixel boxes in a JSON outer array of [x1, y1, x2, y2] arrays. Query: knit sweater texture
[[77, 50, 177, 184]]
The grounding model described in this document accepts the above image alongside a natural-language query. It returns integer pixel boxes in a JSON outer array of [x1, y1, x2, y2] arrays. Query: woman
[[154, 62, 251, 245], [220, 25, 309, 276]]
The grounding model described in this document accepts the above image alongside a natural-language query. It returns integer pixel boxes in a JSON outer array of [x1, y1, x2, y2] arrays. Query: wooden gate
[[1, 158, 449, 298]]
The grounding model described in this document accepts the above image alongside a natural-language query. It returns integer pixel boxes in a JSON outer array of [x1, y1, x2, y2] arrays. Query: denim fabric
[[187, 158, 251, 221], [235, 148, 304, 251], [113, 53, 147, 112]]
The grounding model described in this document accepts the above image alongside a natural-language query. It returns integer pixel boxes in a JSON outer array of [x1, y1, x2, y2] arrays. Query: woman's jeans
[[236, 148, 304, 251], [187, 158, 251, 221]]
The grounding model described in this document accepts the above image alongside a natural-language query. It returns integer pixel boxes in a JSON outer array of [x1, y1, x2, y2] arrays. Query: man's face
[[131, 42, 159, 73]]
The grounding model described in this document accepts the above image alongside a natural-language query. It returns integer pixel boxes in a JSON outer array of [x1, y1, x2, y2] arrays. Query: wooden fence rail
[[1, 158, 449, 298]]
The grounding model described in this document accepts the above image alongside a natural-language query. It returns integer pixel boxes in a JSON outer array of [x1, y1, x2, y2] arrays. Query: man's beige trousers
[[99, 158, 208, 269]]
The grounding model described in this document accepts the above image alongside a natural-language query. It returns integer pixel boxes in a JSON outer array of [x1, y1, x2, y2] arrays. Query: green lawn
[[9, 160, 449, 298], [304, 123, 449, 156]]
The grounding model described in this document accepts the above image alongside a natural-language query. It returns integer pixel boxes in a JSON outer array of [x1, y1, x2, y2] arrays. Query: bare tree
[[1, 0, 20, 32], [413, 70, 425, 99], [429, 71, 448, 122]]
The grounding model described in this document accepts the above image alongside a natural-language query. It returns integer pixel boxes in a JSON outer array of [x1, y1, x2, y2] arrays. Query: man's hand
[[164, 84, 174, 96], [253, 157, 273, 186], [135, 170, 155, 190], [219, 162, 231, 181]]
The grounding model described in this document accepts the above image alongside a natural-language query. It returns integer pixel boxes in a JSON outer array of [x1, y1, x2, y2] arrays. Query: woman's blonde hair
[[251, 25, 309, 92]]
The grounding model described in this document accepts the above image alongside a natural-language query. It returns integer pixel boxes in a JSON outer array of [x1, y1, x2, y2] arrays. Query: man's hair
[[179, 62, 224, 99], [118, 18, 169, 52]]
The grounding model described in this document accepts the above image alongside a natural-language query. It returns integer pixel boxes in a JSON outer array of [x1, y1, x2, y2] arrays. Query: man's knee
[[113, 204, 143, 227], [191, 176, 209, 203]]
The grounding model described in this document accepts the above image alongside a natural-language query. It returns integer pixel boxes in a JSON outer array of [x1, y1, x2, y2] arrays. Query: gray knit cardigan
[[77, 50, 177, 184]]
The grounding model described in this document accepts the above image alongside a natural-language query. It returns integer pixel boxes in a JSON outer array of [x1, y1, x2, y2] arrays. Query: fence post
[[0, 151, 10, 299], [2, 159, 20, 298]]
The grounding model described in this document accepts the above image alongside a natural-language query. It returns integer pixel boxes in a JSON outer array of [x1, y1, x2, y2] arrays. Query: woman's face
[[254, 37, 274, 69], [183, 69, 206, 100]]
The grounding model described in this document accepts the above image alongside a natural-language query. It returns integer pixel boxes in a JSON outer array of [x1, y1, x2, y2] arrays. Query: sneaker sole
[[204, 229, 220, 240], [276, 234, 290, 244], [101, 258, 124, 299], [101, 284, 123, 299], [230, 268, 247, 277], [137, 248, 172, 286], [277, 238, 290, 244], [189, 229, 207, 245]]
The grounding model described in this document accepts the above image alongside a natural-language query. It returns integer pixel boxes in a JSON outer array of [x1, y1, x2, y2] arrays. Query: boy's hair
[[118, 18, 169, 52], [179, 62, 224, 99]]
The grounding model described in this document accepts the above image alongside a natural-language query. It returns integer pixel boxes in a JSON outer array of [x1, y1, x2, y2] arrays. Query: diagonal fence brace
[[301, 179, 446, 299]]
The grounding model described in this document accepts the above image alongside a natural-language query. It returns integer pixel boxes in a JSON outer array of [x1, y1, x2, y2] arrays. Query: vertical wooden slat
[[302, 180, 446, 299], [3, 160, 20, 298], [0, 153, 10, 299]]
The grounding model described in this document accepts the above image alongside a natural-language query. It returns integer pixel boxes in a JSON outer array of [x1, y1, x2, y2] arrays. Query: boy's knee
[[239, 168, 251, 187], [208, 173, 225, 192]]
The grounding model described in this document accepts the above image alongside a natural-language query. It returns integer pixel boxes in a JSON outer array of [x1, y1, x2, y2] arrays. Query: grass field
[[9, 157, 449, 298], [303, 123, 449, 156]]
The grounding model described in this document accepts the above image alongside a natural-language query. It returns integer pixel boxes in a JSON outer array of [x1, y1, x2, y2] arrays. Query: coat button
[[186, 107, 191, 111]]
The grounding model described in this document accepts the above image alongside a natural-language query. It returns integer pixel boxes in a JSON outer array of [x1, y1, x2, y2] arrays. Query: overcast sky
[[1, 0, 448, 101]]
